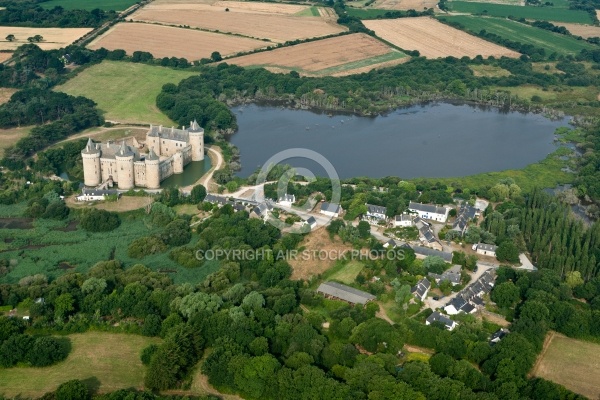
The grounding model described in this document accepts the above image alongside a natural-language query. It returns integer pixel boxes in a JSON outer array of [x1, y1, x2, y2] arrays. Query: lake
[[229, 102, 570, 179]]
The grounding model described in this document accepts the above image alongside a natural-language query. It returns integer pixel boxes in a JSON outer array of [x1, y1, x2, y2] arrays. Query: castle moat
[[229, 102, 570, 179]]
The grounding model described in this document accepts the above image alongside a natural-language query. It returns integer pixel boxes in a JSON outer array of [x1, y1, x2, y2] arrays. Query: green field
[[345, 8, 398, 18], [0, 216, 219, 285], [448, 1, 592, 23], [533, 333, 600, 399], [295, 6, 320, 16], [40, 0, 138, 11], [329, 260, 364, 284], [55, 61, 196, 125], [438, 16, 596, 55], [0, 332, 160, 398]]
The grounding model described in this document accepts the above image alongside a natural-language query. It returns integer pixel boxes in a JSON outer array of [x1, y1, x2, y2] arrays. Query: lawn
[[39, 0, 138, 11], [448, 1, 592, 23], [55, 61, 197, 125], [0, 126, 31, 158], [438, 16, 596, 55], [329, 260, 364, 284], [533, 333, 600, 399], [0, 332, 160, 398]]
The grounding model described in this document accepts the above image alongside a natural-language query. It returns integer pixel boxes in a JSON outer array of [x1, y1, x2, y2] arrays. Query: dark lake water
[[229, 103, 570, 179], [161, 158, 211, 188]]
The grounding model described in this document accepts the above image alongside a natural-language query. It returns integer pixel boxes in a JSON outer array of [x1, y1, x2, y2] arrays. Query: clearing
[[329, 260, 364, 284], [447, 1, 592, 24], [363, 17, 519, 58], [470, 64, 511, 77], [0, 27, 92, 51], [553, 22, 600, 38], [130, 3, 346, 43], [226, 33, 408, 76], [371, 0, 438, 10], [289, 228, 354, 281], [0, 87, 17, 104], [67, 195, 154, 213], [88, 23, 267, 61], [438, 16, 596, 55], [55, 61, 196, 125], [0, 52, 12, 63], [0, 126, 30, 157], [532, 332, 600, 399], [0, 332, 160, 398], [40, 0, 138, 11]]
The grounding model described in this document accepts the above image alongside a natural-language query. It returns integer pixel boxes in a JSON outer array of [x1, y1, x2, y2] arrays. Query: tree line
[[0, 1, 117, 27]]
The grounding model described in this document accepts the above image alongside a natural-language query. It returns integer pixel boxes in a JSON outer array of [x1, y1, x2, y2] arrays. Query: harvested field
[[0, 87, 16, 105], [289, 228, 353, 281], [0, 126, 30, 158], [554, 22, 600, 38], [88, 23, 267, 60], [533, 332, 600, 399], [363, 17, 520, 58], [131, 6, 345, 42], [0, 27, 91, 51], [226, 33, 408, 76], [0, 52, 12, 63], [142, 0, 307, 13], [372, 0, 438, 10]]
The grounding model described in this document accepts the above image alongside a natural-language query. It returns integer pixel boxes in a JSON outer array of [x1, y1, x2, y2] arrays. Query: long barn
[[317, 282, 376, 305]]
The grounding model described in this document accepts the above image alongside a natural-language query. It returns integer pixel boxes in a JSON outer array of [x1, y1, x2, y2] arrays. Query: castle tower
[[146, 124, 161, 156], [115, 141, 135, 190], [81, 138, 101, 187], [145, 148, 160, 189], [188, 119, 204, 161], [173, 151, 184, 174]]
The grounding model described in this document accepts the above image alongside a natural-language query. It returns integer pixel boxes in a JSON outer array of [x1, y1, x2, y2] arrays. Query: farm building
[[365, 203, 387, 221], [426, 311, 457, 331], [316, 281, 376, 305], [320, 202, 341, 217], [412, 246, 453, 262], [409, 202, 449, 222], [476, 243, 498, 257], [277, 194, 295, 206], [76, 189, 120, 201], [411, 277, 431, 301]]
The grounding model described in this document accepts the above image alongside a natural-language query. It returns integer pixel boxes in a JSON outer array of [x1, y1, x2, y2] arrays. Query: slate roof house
[[426, 311, 457, 331], [320, 202, 341, 217], [452, 204, 478, 235], [394, 214, 414, 227], [414, 217, 443, 251], [316, 282, 376, 305], [429, 264, 462, 286], [409, 202, 449, 223], [365, 203, 387, 221], [411, 278, 431, 301], [76, 189, 120, 202], [476, 243, 498, 257]]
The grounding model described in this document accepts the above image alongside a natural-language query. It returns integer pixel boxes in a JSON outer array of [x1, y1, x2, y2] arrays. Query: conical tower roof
[[146, 147, 159, 161], [82, 137, 100, 154], [117, 140, 133, 157], [189, 119, 202, 132]]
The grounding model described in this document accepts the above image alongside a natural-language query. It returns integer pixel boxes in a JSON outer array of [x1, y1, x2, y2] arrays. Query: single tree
[[211, 51, 222, 62], [5, 34, 15, 42]]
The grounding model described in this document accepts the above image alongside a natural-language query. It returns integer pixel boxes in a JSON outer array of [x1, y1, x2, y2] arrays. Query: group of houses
[[444, 270, 495, 315]]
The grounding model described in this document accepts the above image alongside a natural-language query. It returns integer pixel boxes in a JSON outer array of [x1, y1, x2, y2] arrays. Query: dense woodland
[[0, 1, 117, 27]]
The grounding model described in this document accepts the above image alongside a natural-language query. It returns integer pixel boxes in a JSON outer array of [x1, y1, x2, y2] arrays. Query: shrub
[[79, 209, 120, 232], [55, 379, 89, 400]]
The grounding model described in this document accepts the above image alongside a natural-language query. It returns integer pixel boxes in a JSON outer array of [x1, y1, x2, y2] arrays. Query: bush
[[79, 209, 121, 232], [128, 236, 167, 258], [140, 344, 159, 365], [55, 379, 89, 400], [27, 336, 70, 367]]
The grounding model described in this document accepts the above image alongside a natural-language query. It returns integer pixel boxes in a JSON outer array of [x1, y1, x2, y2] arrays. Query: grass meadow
[[328, 260, 364, 284], [448, 1, 592, 23], [438, 16, 596, 55], [533, 333, 600, 399], [0, 332, 160, 398], [39, 0, 138, 11], [55, 61, 196, 125]]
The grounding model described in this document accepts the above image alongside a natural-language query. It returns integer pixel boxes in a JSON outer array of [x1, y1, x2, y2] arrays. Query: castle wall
[[159, 138, 188, 157], [100, 159, 117, 182], [116, 157, 134, 190], [146, 161, 160, 189], [159, 159, 174, 181], [182, 145, 192, 165], [134, 162, 147, 187]]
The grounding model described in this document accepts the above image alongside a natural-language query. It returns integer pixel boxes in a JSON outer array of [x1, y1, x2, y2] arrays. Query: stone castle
[[82, 121, 204, 190]]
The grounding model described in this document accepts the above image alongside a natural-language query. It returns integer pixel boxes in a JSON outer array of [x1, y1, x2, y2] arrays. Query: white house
[[394, 214, 414, 227], [426, 311, 457, 331], [320, 202, 341, 218], [277, 194, 296, 207], [476, 243, 498, 257], [409, 202, 449, 223], [365, 204, 387, 221], [76, 189, 120, 202], [251, 202, 273, 220], [304, 216, 317, 230], [411, 278, 431, 301]]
